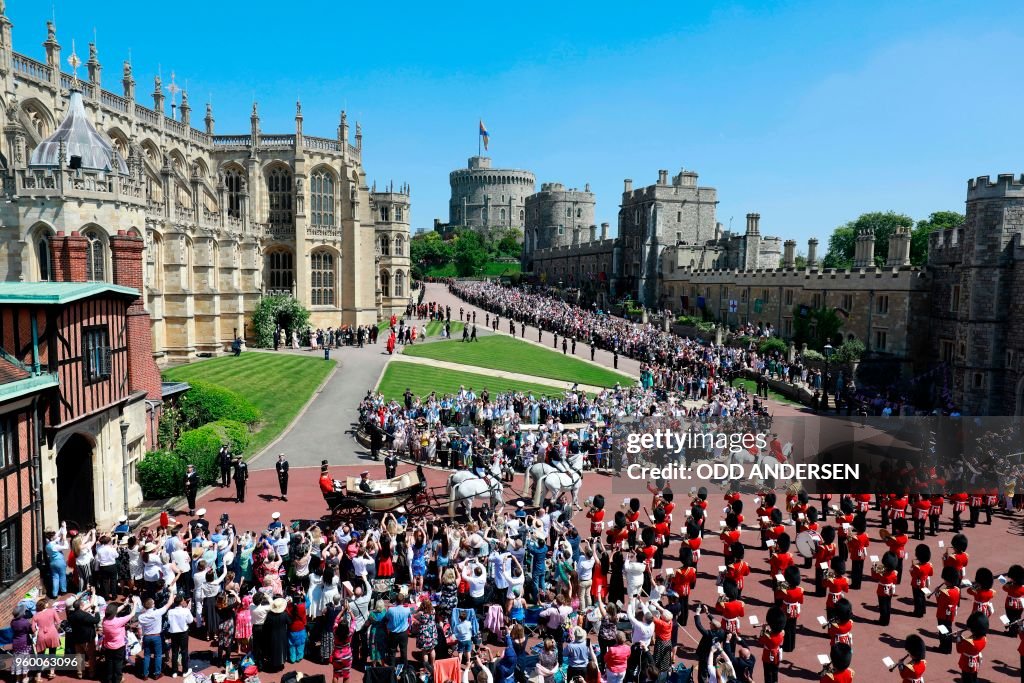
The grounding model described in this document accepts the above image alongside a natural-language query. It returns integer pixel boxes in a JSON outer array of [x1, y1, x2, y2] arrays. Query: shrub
[[758, 338, 788, 356], [696, 321, 717, 334], [178, 381, 261, 429], [206, 419, 251, 454], [802, 349, 825, 362], [157, 405, 184, 450], [833, 338, 866, 363], [138, 450, 186, 500], [174, 426, 223, 485]]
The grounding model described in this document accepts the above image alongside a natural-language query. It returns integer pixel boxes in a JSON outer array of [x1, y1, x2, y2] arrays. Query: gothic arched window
[[267, 250, 294, 291], [379, 235, 391, 256], [311, 250, 335, 306], [225, 169, 243, 219], [380, 269, 391, 297], [267, 166, 293, 226], [311, 170, 335, 227], [394, 270, 405, 298], [37, 229, 54, 281], [84, 229, 106, 282], [394, 235, 404, 257]]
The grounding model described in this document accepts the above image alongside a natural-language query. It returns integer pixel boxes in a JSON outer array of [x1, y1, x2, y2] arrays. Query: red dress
[[591, 558, 608, 600]]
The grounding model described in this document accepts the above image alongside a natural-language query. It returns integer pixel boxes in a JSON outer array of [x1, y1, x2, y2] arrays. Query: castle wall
[[523, 183, 596, 263]]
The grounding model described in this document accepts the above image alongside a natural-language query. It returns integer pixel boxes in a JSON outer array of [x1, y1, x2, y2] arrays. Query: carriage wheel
[[409, 503, 434, 520], [332, 498, 369, 520]]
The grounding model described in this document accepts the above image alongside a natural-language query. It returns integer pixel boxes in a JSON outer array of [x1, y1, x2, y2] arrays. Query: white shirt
[[576, 555, 595, 581], [465, 571, 487, 598], [352, 555, 373, 578], [627, 604, 655, 646], [167, 606, 194, 634], [96, 544, 118, 567], [624, 561, 646, 596]]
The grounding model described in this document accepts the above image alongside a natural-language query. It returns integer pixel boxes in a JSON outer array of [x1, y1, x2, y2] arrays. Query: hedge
[[178, 381, 261, 430], [137, 450, 186, 500], [758, 338, 788, 356], [173, 419, 251, 485]]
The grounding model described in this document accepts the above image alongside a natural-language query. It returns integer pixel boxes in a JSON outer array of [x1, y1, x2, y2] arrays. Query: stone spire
[[355, 121, 362, 150], [295, 99, 303, 137], [179, 90, 191, 126], [87, 42, 101, 88], [152, 74, 164, 115]]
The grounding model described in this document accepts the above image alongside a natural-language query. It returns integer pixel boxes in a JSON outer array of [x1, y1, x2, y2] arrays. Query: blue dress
[[411, 543, 427, 577]]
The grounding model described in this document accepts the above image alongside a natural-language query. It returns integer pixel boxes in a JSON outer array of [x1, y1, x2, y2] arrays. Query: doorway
[[56, 434, 95, 529]]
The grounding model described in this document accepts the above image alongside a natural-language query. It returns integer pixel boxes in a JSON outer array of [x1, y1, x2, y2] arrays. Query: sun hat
[[196, 508, 206, 516], [272, 512, 281, 520], [144, 542, 157, 553], [270, 598, 287, 613]]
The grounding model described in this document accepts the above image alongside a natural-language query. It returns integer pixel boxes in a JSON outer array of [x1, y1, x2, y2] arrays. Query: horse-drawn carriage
[[322, 466, 436, 521]]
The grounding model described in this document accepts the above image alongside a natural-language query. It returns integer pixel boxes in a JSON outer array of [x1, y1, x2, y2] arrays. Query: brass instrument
[[887, 654, 911, 672]]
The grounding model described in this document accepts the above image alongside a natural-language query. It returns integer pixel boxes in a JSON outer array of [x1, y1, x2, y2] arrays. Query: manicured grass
[[734, 378, 802, 406], [425, 320, 464, 338], [163, 352, 335, 456], [376, 360, 574, 401], [400, 334, 634, 388], [422, 261, 521, 278]]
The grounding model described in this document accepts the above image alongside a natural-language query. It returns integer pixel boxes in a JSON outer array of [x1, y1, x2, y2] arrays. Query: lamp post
[[823, 343, 834, 412], [119, 420, 130, 520]]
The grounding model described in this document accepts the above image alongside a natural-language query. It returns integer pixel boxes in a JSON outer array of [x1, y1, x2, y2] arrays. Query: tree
[[250, 295, 311, 347], [910, 211, 964, 266], [792, 306, 844, 351], [495, 228, 523, 259], [453, 230, 489, 276], [821, 212, 914, 269]]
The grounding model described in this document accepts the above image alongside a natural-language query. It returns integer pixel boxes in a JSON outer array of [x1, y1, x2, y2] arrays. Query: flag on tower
[[479, 120, 490, 151]]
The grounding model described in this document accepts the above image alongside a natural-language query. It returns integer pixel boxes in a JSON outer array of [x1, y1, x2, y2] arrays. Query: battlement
[[966, 173, 1024, 200], [532, 239, 617, 257], [675, 263, 926, 283], [540, 182, 565, 192]]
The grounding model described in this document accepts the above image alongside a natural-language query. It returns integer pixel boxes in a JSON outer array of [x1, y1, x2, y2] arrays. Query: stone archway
[[56, 434, 95, 528]]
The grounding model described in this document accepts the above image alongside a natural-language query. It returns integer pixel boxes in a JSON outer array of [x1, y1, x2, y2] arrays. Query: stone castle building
[[372, 182, 412, 308], [522, 182, 596, 265], [0, 7, 410, 362], [527, 168, 782, 305], [448, 156, 535, 233]]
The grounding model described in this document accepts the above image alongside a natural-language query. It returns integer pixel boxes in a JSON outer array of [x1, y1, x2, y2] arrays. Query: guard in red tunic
[[835, 498, 855, 562], [846, 515, 870, 590], [605, 510, 629, 549], [956, 612, 989, 683], [672, 548, 697, 626], [715, 578, 746, 636], [649, 508, 671, 569], [625, 497, 641, 547], [826, 598, 854, 648], [814, 526, 839, 597], [890, 634, 926, 683], [911, 494, 931, 541], [950, 492, 969, 532], [758, 606, 786, 683], [825, 558, 850, 617], [943, 533, 970, 580], [1002, 564, 1024, 633], [725, 544, 751, 596], [757, 492, 778, 549], [775, 565, 804, 653], [720, 513, 742, 565], [909, 543, 933, 618], [968, 490, 984, 528], [936, 565, 962, 654], [872, 551, 900, 626], [966, 567, 995, 618], [928, 493, 944, 536], [881, 517, 909, 583], [682, 520, 702, 568], [819, 642, 854, 683]]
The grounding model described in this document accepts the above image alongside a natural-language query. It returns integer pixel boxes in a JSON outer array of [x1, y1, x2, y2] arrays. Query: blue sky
[[12, 1, 1023, 246]]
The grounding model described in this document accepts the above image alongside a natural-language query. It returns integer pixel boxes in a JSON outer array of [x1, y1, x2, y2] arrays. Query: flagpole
[[478, 122, 481, 157]]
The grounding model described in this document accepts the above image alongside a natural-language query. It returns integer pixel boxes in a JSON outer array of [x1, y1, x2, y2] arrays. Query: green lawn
[[422, 261, 521, 278], [425, 320, 464, 337], [163, 353, 336, 456], [734, 378, 802, 406], [400, 334, 634, 388], [377, 360, 576, 401]]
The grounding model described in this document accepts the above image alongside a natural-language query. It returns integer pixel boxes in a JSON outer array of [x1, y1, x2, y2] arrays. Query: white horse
[[729, 442, 793, 485], [448, 477, 505, 518], [447, 456, 503, 497], [523, 450, 586, 497], [532, 451, 586, 508]]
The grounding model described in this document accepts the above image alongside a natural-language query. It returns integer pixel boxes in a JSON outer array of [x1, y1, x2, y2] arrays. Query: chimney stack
[[807, 238, 819, 268], [658, 170, 668, 185], [589, 225, 597, 242], [782, 240, 796, 268], [51, 231, 89, 283], [745, 213, 760, 235], [854, 228, 875, 268], [601, 223, 609, 240], [624, 179, 633, 193], [887, 225, 912, 267]]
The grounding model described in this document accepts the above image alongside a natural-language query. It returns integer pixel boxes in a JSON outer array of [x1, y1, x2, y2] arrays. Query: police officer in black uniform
[[184, 464, 199, 515], [275, 453, 289, 501], [384, 450, 398, 479]]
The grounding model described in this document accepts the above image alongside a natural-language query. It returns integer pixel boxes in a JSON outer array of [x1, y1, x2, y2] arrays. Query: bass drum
[[795, 530, 822, 559]]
